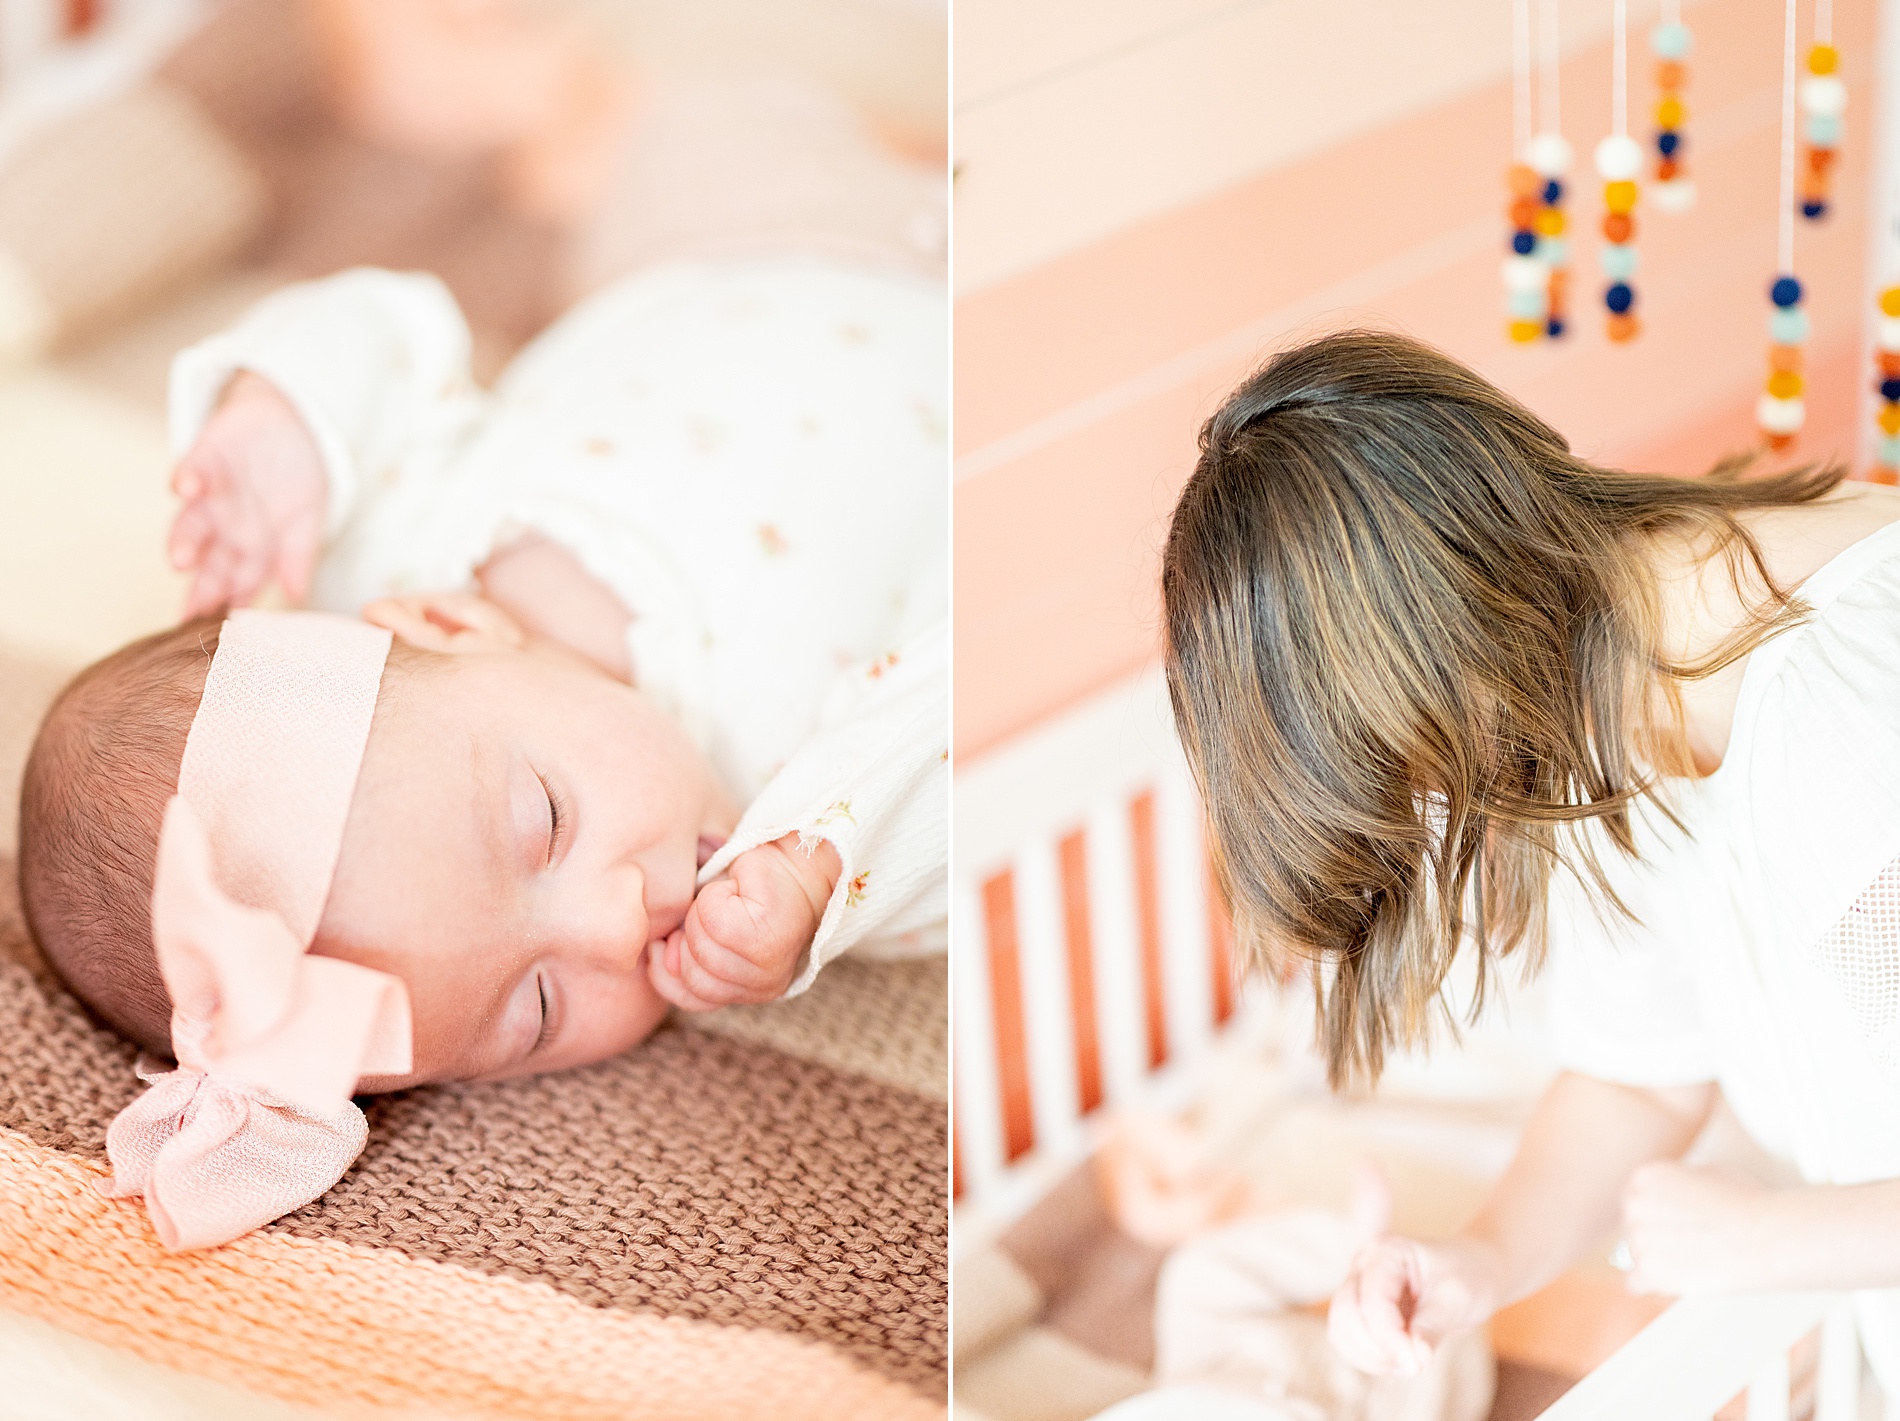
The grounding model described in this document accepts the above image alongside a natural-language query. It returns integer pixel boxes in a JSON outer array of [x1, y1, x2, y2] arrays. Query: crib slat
[[1085, 797, 1147, 1108], [1057, 829, 1105, 1116], [1814, 1301, 1859, 1421], [1129, 790, 1169, 1070], [1155, 763, 1215, 1068], [981, 870, 1035, 1163], [1014, 838, 1085, 1161], [1744, 1349, 1790, 1421], [952, 873, 1006, 1197]]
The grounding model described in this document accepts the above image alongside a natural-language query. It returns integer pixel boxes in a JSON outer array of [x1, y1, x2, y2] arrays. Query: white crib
[[953, 668, 1891, 1417]]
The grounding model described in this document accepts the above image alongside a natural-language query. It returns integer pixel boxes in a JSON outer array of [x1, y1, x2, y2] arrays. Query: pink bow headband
[[102, 610, 413, 1251]]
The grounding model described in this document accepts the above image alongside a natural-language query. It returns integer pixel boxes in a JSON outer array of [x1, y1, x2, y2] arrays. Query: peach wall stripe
[[0, 1128, 939, 1421]]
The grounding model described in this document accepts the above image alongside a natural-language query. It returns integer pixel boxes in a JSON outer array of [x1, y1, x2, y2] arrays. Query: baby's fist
[[649, 834, 842, 1012]]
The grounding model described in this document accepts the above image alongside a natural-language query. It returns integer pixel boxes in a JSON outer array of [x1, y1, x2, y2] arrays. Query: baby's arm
[[1330, 1069, 1714, 1375], [167, 269, 481, 612], [649, 620, 947, 1012]]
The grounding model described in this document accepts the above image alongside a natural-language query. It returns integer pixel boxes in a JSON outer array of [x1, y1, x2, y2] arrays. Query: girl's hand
[[647, 834, 841, 1012], [168, 372, 328, 617], [1328, 1234, 1505, 1377], [1622, 1162, 1781, 1295]]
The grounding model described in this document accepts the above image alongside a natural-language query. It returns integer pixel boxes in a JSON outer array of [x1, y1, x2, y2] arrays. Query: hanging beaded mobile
[[1874, 283, 1900, 483], [1650, 3, 1695, 213], [1800, 0, 1844, 220], [1506, 0, 1571, 341], [1597, 0, 1642, 342], [1759, 0, 1808, 450]]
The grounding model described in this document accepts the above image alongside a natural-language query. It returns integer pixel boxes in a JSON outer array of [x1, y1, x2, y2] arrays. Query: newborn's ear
[[361, 593, 528, 655]]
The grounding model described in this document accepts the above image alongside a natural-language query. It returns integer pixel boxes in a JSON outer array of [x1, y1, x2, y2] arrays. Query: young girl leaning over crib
[[1163, 330, 1900, 1386]]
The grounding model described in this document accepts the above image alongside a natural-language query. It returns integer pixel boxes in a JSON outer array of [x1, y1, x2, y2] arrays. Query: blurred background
[[951, 2, 1888, 1418], [0, 0, 946, 856]]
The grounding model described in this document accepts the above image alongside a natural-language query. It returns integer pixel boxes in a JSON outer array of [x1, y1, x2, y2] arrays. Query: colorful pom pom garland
[[1800, 43, 1843, 220], [1504, 134, 1572, 343], [1758, 273, 1806, 449], [1875, 285, 1900, 484], [1596, 134, 1642, 342], [1650, 20, 1696, 212]]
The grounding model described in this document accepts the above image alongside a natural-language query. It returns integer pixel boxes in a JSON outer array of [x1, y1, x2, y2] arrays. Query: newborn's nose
[[581, 860, 649, 970]]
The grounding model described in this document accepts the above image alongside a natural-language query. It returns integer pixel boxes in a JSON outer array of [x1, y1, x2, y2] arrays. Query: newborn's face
[[316, 644, 732, 1087]]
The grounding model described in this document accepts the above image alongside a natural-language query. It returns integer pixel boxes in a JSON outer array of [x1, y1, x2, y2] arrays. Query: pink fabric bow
[[101, 795, 412, 1251]]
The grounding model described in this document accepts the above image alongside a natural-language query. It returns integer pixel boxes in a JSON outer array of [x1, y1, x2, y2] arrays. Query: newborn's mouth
[[696, 833, 727, 870]]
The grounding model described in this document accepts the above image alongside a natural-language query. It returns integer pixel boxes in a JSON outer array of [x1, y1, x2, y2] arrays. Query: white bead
[[1502, 256, 1549, 292], [1800, 75, 1848, 117], [1757, 394, 1806, 434], [1527, 132, 1573, 177], [1594, 134, 1643, 181], [1650, 178, 1698, 213], [1877, 315, 1900, 352]]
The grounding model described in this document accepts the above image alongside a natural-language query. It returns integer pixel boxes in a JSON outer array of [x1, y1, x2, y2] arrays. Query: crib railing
[[1537, 1292, 1873, 1421], [953, 669, 1249, 1240]]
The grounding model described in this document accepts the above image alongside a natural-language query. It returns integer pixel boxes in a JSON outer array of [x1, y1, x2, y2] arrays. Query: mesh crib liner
[[0, 864, 947, 1419]]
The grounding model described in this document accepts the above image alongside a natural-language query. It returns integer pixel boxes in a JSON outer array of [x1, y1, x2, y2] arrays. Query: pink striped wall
[[955, 0, 1881, 760]]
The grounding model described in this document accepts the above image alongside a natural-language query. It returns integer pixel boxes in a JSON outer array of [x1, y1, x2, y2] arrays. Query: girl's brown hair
[[1162, 329, 1842, 1085]]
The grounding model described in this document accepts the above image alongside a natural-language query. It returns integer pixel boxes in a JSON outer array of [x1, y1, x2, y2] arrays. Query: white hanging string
[[1780, 0, 1799, 272], [1514, 0, 1534, 158], [1817, 0, 1833, 46], [1538, 0, 1561, 136], [1612, 0, 1629, 139], [1664, 0, 1681, 24]]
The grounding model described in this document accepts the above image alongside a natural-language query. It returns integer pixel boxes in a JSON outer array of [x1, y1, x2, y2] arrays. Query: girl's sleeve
[[168, 268, 482, 541], [698, 619, 948, 998]]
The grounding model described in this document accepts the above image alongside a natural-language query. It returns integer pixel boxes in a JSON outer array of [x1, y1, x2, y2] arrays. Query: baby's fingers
[[168, 500, 217, 574], [647, 931, 727, 1013]]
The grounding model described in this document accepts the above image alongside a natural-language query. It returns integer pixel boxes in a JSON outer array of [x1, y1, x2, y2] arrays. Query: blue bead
[[1605, 283, 1635, 314], [1546, 318, 1566, 338], [1882, 380, 1900, 403], [1651, 20, 1692, 59], [1769, 306, 1811, 343], [1657, 130, 1681, 156], [1806, 113, 1843, 147], [1803, 200, 1828, 219], [1770, 275, 1803, 307], [1542, 179, 1563, 205], [1512, 230, 1537, 255]]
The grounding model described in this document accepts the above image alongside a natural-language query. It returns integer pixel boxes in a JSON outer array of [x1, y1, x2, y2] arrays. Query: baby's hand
[[649, 833, 842, 1012], [1328, 1234, 1503, 1377], [168, 372, 327, 617]]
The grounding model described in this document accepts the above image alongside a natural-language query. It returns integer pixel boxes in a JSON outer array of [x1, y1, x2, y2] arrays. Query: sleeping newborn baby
[[16, 173, 945, 1245]]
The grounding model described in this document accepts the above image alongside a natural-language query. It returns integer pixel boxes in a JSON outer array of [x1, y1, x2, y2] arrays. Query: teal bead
[[1881, 434, 1900, 466], [1769, 305, 1811, 344], [1507, 287, 1549, 318], [1806, 113, 1844, 147], [1599, 244, 1639, 279], [1651, 21, 1692, 59], [1536, 236, 1570, 267]]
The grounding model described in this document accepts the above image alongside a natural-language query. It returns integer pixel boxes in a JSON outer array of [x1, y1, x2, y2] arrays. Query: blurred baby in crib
[[16, 58, 945, 1099]]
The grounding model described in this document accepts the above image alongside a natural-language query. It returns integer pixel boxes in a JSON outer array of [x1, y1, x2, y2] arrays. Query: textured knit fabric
[[169, 261, 947, 993], [0, 858, 946, 1399], [1543, 518, 1900, 1386]]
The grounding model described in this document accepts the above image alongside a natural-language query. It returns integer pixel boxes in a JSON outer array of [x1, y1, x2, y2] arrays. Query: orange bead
[[1769, 344, 1805, 374], [1881, 288, 1900, 318], [1808, 145, 1836, 172], [1656, 96, 1686, 129], [1766, 432, 1796, 452], [1508, 319, 1543, 343], [1809, 43, 1839, 75], [1548, 268, 1571, 296], [1657, 157, 1681, 181], [1767, 370, 1804, 399], [1607, 312, 1640, 343], [1510, 196, 1539, 228], [1880, 349, 1900, 376], [1604, 180, 1638, 214], [1802, 171, 1830, 201], [1872, 465, 1900, 487], [1603, 212, 1634, 243], [1508, 164, 1542, 197], [1880, 405, 1900, 436], [1656, 60, 1686, 90]]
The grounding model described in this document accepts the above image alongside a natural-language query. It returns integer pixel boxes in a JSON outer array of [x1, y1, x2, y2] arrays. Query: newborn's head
[[19, 607, 729, 1088]]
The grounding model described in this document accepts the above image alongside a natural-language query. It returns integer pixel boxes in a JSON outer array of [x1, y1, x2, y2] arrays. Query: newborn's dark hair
[[17, 618, 425, 1056]]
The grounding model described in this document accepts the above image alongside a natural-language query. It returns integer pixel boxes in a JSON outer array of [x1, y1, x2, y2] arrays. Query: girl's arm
[[1329, 1069, 1716, 1376]]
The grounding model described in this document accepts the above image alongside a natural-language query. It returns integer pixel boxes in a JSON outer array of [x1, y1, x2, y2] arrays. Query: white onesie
[[1541, 518, 1900, 1382], [168, 258, 947, 995]]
